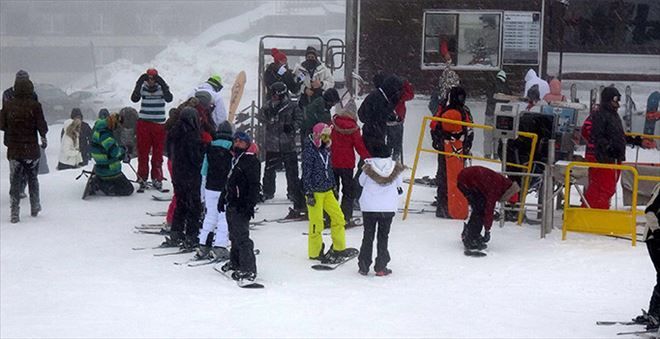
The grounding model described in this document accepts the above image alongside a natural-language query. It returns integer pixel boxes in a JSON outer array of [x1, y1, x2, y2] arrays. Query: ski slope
[[1, 102, 658, 338]]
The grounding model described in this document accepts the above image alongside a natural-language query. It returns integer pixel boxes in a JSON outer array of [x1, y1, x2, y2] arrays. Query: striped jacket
[[136, 84, 171, 123], [90, 118, 125, 178]]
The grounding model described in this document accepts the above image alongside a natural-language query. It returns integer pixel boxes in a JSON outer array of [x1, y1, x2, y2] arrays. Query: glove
[[155, 75, 167, 87], [217, 196, 226, 213], [397, 187, 403, 195], [137, 73, 148, 83], [40, 136, 47, 149], [277, 65, 287, 76], [283, 124, 294, 134], [297, 73, 306, 83], [483, 231, 491, 243], [306, 193, 316, 207]]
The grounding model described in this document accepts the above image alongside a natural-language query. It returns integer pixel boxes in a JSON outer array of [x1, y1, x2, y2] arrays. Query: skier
[[303, 122, 350, 262], [161, 107, 205, 249], [187, 75, 227, 128], [218, 132, 261, 284], [357, 142, 404, 276], [0, 74, 48, 223], [263, 48, 298, 97], [633, 184, 660, 329], [484, 70, 511, 159], [130, 68, 173, 191], [542, 78, 567, 103], [331, 98, 371, 228], [195, 121, 234, 261], [88, 113, 134, 197], [257, 82, 307, 219], [457, 166, 520, 252], [523, 69, 550, 100], [293, 46, 334, 109], [430, 86, 474, 219], [358, 74, 403, 155], [57, 116, 83, 170], [582, 87, 627, 209], [301, 87, 339, 141], [388, 79, 414, 163]]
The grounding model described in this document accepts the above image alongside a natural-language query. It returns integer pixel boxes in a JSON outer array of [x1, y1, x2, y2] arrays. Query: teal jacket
[[90, 118, 125, 178]]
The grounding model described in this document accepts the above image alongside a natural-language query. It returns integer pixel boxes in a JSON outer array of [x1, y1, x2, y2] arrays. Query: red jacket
[[330, 114, 370, 169], [457, 166, 514, 230], [394, 80, 414, 121]]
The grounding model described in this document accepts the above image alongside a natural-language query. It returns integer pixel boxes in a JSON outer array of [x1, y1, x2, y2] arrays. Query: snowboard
[[569, 83, 578, 103], [624, 85, 635, 131], [82, 172, 97, 200], [146, 211, 167, 217], [464, 249, 487, 257], [213, 263, 264, 288], [228, 71, 247, 124], [443, 139, 468, 220], [643, 91, 659, 147], [311, 248, 359, 271]]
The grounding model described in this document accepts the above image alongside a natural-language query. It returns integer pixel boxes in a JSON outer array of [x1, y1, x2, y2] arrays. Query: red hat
[[146, 68, 158, 76], [270, 48, 287, 64]]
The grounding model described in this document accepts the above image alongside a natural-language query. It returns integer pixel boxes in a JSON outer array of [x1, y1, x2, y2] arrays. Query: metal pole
[[500, 138, 509, 228], [542, 139, 556, 238]]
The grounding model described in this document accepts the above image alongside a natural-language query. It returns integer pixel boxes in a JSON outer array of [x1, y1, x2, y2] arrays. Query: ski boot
[[232, 270, 256, 282], [375, 268, 392, 277], [210, 246, 230, 261], [220, 261, 238, 273], [137, 180, 148, 193], [284, 207, 306, 220], [161, 231, 184, 247], [195, 245, 211, 260]]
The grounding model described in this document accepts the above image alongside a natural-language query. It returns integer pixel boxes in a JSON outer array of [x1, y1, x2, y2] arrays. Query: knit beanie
[[70, 108, 83, 120], [195, 90, 213, 109], [601, 86, 621, 104], [215, 121, 234, 141], [305, 46, 318, 58], [323, 88, 340, 104], [271, 48, 287, 64], [233, 131, 252, 144], [98, 108, 110, 119], [15, 70, 29, 81], [497, 70, 507, 82], [146, 68, 158, 76]]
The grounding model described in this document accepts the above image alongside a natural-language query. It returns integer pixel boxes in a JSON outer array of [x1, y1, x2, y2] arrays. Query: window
[[422, 11, 502, 70]]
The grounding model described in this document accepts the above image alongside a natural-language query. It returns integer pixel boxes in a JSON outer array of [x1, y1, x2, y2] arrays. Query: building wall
[[356, 0, 548, 97]]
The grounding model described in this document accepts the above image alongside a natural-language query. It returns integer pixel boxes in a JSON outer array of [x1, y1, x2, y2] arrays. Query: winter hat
[[497, 70, 507, 82], [373, 71, 388, 88], [447, 86, 467, 109], [15, 69, 29, 81], [271, 48, 287, 64], [207, 74, 222, 90], [601, 86, 621, 104], [146, 68, 158, 76], [322, 88, 340, 104], [338, 97, 358, 119], [195, 90, 213, 109], [500, 181, 521, 203], [305, 46, 319, 58], [70, 108, 83, 120], [98, 108, 110, 119], [312, 122, 332, 148], [233, 131, 252, 144], [438, 68, 460, 101], [215, 121, 234, 141]]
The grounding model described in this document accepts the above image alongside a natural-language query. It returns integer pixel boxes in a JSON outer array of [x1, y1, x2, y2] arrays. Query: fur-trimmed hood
[[332, 114, 359, 135], [362, 158, 405, 185]]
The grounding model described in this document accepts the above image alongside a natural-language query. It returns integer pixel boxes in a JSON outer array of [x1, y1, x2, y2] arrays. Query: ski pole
[[127, 162, 141, 183]]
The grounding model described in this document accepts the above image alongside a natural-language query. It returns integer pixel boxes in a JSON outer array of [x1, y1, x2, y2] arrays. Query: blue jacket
[[301, 136, 334, 194]]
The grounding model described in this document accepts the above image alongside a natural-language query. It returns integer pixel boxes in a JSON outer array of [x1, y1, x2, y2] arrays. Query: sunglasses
[[320, 133, 331, 142]]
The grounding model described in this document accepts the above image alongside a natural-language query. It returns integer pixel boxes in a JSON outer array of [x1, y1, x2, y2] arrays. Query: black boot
[[10, 196, 20, 223]]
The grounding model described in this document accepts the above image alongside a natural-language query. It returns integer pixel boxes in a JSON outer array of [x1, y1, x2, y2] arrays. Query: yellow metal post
[[403, 116, 429, 220]]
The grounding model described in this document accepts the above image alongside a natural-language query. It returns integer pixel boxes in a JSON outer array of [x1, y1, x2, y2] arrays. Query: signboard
[[502, 11, 541, 65]]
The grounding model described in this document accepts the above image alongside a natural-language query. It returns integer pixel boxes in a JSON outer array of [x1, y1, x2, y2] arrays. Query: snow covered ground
[[1, 103, 659, 338]]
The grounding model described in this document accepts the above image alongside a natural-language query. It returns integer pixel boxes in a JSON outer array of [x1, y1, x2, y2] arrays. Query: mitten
[[40, 136, 47, 149]]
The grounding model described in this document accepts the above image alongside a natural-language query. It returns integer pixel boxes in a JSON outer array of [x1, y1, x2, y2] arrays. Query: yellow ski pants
[[307, 189, 346, 258]]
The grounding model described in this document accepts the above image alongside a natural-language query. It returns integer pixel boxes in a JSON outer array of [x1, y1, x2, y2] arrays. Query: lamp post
[[557, 0, 569, 80]]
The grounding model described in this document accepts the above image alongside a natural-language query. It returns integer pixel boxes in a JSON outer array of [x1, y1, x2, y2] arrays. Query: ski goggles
[[320, 133, 331, 143]]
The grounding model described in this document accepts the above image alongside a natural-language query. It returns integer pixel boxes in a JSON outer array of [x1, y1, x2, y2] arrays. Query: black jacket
[[257, 97, 302, 153], [205, 139, 233, 192], [222, 151, 261, 218], [592, 106, 626, 163], [358, 75, 403, 154], [263, 62, 299, 96], [167, 108, 204, 187], [485, 78, 512, 116]]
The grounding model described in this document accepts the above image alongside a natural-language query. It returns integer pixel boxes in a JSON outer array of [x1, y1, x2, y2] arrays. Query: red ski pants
[[136, 120, 165, 182], [583, 158, 621, 209]]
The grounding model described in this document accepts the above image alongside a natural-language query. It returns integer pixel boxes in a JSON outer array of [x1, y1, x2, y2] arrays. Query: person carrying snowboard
[[357, 142, 404, 276], [331, 98, 371, 228], [218, 132, 261, 284], [430, 86, 474, 219], [195, 121, 235, 261], [457, 166, 520, 253], [303, 122, 351, 262], [633, 184, 660, 329], [161, 107, 204, 249]]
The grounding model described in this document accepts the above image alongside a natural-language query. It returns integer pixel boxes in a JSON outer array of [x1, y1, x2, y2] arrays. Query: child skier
[[303, 122, 351, 262], [456, 166, 519, 254], [633, 184, 660, 329], [195, 121, 234, 261], [218, 132, 261, 283], [331, 98, 370, 228], [357, 142, 404, 276]]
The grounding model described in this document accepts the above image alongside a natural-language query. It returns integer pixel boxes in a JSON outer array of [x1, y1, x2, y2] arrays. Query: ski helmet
[[270, 82, 288, 97]]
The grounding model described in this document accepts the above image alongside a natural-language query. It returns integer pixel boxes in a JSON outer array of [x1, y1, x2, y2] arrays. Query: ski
[[597, 321, 640, 326], [132, 244, 179, 251], [146, 211, 167, 217], [134, 229, 169, 235], [153, 248, 194, 257], [464, 249, 487, 257], [135, 223, 168, 230], [311, 248, 359, 271], [617, 329, 659, 336]]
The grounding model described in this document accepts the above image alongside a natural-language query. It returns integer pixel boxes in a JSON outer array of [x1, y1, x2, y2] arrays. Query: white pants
[[198, 189, 229, 247]]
